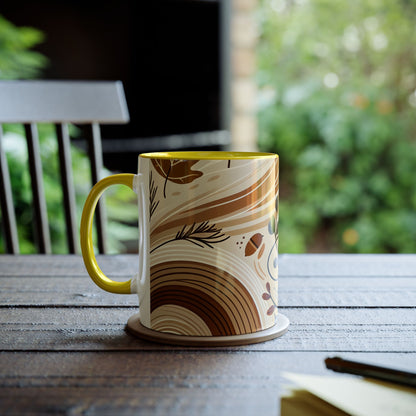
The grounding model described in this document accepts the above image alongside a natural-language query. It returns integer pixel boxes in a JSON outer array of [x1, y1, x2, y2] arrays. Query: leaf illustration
[[267, 305, 276, 316], [149, 171, 159, 219], [175, 221, 230, 249], [152, 159, 203, 197], [150, 221, 230, 253], [263, 282, 277, 315]]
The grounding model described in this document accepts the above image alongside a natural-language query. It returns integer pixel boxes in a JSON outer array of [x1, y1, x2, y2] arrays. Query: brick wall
[[231, 0, 258, 151]]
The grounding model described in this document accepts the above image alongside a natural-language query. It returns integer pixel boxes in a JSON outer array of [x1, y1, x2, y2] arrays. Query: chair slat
[[0, 126, 19, 254], [0, 81, 129, 124], [25, 124, 51, 254], [56, 123, 78, 254], [87, 123, 107, 254]]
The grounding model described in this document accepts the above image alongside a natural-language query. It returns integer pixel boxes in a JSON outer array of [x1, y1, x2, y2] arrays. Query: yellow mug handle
[[80, 173, 141, 294]]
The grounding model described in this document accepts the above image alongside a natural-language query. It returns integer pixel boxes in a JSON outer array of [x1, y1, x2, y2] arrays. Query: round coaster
[[126, 312, 289, 347]]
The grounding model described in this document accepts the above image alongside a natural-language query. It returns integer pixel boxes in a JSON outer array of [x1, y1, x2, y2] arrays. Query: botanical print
[[149, 171, 159, 220], [262, 282, 277, 317], [146, 157, 279, 336], [150, 221, 230, 254], [151, 159, 203, 198]]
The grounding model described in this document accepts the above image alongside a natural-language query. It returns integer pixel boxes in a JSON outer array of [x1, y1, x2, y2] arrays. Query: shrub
[[257, 0, 416, 252]]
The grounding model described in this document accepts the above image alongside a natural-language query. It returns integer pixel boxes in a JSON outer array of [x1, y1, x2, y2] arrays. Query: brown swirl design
[[150, 261, 262, 336], [151, 164, 276, 239]]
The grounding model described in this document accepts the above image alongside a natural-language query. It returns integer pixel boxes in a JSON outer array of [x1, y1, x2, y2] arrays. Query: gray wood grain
[[1, 351, 413, 384], [0, 254, 414, 416], [1, 275, 415, 307], [1, 254, 415, 277], [0, 387, 267, 416], [0, 255, 138, 276], [0, 351, 413, 416], [279, 253, 416, 277], [1, 307, 415, 352], [0, 81, 129, 123]]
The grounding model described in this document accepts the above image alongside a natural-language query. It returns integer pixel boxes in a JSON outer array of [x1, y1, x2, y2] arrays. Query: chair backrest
[[0, 80, 129, 254]]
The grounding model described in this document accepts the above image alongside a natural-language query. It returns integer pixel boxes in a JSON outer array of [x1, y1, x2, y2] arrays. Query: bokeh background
[[257, 0, 416, 253], [1, 0, 416, 254]]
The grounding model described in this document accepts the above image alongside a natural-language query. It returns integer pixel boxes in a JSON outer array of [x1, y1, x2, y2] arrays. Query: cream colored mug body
[[80, 151, 285, 345]]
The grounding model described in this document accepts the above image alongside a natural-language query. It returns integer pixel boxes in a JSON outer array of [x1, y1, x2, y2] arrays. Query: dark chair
[[0, 80, 129, 254]]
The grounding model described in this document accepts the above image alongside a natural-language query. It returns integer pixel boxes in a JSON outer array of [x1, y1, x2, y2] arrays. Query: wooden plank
[[0, 277, 137, 306], [0, 125, 19, 253], [25, 123, 51, 254], [1, 275, 415, 307], [0, 255, 138, 277], [1, 351, 414, 384], [2, 307, 415, 330], [0, 351, 414, 416], [56, 123, 78, 254], [0, 387, 266, 416], [1, 307, 415, 352], [279, 253, 416, 277], [87, 123, 107, 254], [280, 276, 416, 307], [0, 81, 130, 124], [1, 254, 415, 277]]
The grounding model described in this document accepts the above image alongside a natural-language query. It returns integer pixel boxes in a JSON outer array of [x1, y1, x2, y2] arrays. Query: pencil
[[325, 356, 416, 388]]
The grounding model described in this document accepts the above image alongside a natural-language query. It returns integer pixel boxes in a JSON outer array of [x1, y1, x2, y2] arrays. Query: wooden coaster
[[126, 312, 289, 347]]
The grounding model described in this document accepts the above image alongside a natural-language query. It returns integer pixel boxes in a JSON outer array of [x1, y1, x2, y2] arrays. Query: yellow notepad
[[281, 372, 416, 416]]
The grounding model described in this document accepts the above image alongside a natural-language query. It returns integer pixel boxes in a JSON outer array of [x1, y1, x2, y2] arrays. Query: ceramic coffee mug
[[80, 151, 289, 346]]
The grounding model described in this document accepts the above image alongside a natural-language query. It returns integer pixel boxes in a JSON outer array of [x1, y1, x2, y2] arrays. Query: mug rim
[[139, 151, 278, 160]]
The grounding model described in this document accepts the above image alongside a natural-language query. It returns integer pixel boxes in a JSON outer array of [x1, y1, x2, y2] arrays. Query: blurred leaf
[[0, 14, 48, 79]]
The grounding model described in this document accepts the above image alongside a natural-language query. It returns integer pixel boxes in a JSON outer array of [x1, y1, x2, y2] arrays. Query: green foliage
[[0, 15, 48, 78], [257, 0, 416, 253]]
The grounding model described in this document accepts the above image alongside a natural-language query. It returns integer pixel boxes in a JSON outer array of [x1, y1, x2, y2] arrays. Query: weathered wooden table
[[1, 254, 415, 415]]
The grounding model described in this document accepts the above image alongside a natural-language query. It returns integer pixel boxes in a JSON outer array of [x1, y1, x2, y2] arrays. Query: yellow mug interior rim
[[139, 151, 278, 160]]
